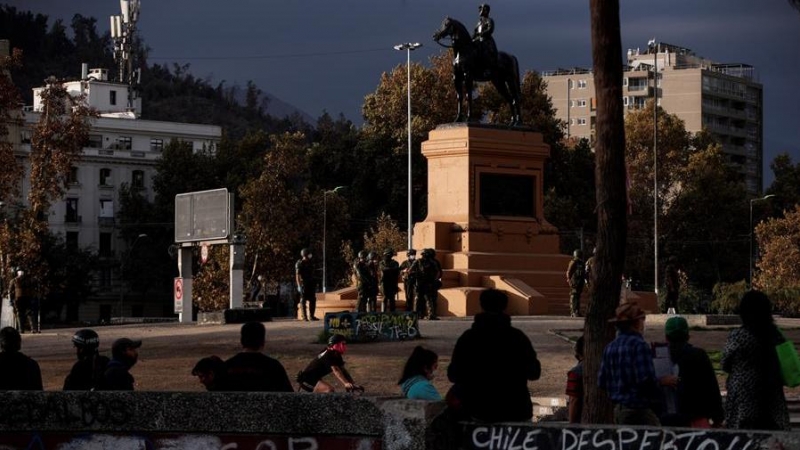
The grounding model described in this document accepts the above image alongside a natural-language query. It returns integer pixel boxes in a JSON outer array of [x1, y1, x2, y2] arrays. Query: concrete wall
[[2, 392, 800, 450]]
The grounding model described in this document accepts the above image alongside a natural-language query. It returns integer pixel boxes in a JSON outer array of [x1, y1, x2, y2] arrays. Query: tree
[[766, 153, 800, 216], [754, 205, 800, 295], [583, 0, 628, 424]]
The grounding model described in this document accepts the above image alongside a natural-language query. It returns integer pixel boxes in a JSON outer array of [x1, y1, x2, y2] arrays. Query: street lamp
[[323, 186, 345, 293], [119, 233, 148, 319], [648, 38, 659, 294], [394, 42, 422, 251], [749, 194, 775, 286]]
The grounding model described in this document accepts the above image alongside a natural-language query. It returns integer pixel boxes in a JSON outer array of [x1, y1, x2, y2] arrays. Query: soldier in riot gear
[[63, 328, 110, 390], [411, 249, 441, 320], [400, 249, 418, 313], [295, 248, 318, 321], [565, 249, 586, 317], [367, 251, 380, 312], [379, 248, 401, 312], [354, 250, 376, 313]]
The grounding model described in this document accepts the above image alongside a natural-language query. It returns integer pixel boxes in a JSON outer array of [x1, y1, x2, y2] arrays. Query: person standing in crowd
[[400, 249, 418, 313], [11, 269, 37, 333], [664, 258, 680, 314], [658, 316, 723, 428], [379, 248, 400, 312], [598, 302, 665, 426], [565, 336, 585, 423], [354, 250, 376, 313], [191, 355, 227, 391], [98, 337, 141, 391], [448, 289, 541, 422], [584, 247, 596, 292], [722, 290, 790, 430], [565, 249, 586, 317], [0, 326, 42, 390], [412, 249, 439, 320], [399, 345, 442, 401], [297, 334, 363, 393], [367, 252, 380, 312], [63, 329, 109, 391], [295, 248, 317, 321], [225, 322, 293, 392]]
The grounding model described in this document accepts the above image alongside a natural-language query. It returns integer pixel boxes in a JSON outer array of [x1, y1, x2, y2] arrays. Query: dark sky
[[8, 0, 800, 185]]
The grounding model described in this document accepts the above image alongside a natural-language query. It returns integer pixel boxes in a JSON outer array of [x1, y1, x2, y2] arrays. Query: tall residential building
[[542, 42, 763, 194], [10, 58, 221, 323]]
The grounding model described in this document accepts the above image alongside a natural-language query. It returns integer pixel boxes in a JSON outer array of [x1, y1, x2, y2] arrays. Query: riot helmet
[[383, 248, 395, 257], [358, 250, 369, 259], [301, 248, 311, 257], [573, 249, 583, 259], [72, 328, 100, 349]]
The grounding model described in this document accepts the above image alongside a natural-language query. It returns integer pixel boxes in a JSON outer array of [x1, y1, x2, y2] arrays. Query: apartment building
[[542, 42, 763, 194], [11, 60, 221, 323]]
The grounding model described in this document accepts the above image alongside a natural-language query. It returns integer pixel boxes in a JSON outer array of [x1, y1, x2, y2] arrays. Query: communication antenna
[[110, 0, 141, 111]]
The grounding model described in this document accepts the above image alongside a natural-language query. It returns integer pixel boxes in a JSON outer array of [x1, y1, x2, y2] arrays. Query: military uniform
[[411, 249, 441, 320], [378, 251, 400, 312], [399, 251, 418, 312], [566, 251, 586, 317], [295, 255, 317, 321], [354, 253, 377, 313]]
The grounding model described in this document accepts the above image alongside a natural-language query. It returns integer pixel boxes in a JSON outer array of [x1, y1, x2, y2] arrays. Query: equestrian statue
[[433, 4, 522, 126]]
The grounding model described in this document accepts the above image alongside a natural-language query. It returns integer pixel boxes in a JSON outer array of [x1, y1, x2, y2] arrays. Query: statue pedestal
[[412, 124, 574, 316]]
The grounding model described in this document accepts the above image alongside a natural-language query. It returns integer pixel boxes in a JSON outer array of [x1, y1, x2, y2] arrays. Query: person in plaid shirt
[[598, 302, 670, 425]]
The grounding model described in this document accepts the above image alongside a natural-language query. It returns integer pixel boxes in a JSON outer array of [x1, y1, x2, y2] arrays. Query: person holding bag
[[721, 290, 790, 430]]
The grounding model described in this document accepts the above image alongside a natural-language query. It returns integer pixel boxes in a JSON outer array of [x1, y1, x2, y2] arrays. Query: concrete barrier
[[1, 392, 799, 450]]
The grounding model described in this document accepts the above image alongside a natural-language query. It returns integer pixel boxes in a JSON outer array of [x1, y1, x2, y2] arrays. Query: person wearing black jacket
[[660, 317, 724, 427], [447, 289, 541, 422], [0, 326, 42, 390], [63, 329, 110, 391], [224, 322, 293, 392], [98, 337, 141, 391]]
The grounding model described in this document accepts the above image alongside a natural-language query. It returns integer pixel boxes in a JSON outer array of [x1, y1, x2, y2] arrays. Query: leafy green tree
[[766, 153, 800, 216]]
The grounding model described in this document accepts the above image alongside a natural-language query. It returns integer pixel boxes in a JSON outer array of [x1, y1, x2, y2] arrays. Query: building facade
[[11, 59, 221, 323], [542, 42, 763, 194]]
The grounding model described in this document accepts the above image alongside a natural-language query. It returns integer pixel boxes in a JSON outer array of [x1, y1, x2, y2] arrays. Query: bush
[[711, 280, 748, 315], [767, 287, 800, 317], [657, 283, 711, 314]]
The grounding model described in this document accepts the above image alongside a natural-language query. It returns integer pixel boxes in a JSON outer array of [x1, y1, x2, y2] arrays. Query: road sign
[[174, 278, 183, 313], [175, 188, 232, 243]]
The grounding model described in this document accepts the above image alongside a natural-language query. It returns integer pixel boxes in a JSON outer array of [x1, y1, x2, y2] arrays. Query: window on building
[[117, 136, 132, 150], [67, 166, 79, 184], [87, 135, 103, 148], [100, 199, 114, 218], [568, 79, 574, 89], [20, 130, 31, 144], [623, 78, 628, 86], [577, 99, 587, 108], [577, 118, 587, 125], [65, 198, 79, 223], [110, 90, 117, 105], [132, 170, 145, 189], [150, 138, 164, 152], [66, 232, 78, 250], [100, 168, 112, 186], [578, 80, 587, 89], [99, 232, 112, 257]]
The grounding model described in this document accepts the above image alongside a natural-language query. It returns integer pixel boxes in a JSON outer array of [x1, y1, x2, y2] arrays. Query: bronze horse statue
[[433, 16, 522, 126]]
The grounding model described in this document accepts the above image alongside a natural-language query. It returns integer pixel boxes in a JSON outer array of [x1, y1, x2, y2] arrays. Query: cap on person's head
[[608, 302, 646, 323], [479, 289, 508, 313], [664, 316, 689, 341], [191, 355, 225, 376], [112, 337, 142, 357], [407, 249, 416, 255], [328, 334, 347, 346]]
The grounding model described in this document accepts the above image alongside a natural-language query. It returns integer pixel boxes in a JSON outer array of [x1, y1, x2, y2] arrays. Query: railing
[[64, 215, 82, 224]]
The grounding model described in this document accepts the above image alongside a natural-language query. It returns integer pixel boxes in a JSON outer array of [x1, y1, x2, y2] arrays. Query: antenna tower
[[110, 0, 141, 111]]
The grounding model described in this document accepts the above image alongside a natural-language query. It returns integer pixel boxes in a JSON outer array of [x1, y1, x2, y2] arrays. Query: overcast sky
[[7, 0, 800, 185]]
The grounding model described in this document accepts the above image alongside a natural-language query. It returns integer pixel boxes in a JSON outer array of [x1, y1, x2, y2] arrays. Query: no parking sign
[[174, 278, 183, 313]]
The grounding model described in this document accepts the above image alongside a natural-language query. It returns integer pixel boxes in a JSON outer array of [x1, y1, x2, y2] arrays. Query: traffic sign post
[[174, 278, 183, 313]]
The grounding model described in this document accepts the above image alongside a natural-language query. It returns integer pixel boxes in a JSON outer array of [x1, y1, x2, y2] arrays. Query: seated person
[[398, 345, 442, 400]]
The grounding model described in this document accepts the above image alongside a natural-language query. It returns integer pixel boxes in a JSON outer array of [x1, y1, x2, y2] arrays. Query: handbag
[[775, 329, 800, 387]]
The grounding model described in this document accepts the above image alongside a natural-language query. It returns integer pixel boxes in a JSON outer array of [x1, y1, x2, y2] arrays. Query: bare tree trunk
[[582, 0, 628, 424]]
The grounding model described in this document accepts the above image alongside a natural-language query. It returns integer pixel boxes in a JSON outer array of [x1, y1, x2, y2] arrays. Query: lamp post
[[393, 42, 422, 251], [648, 38, 659, 294], [749, 194, 775, 286], [323, 186, 346, 293], [119, 233, 147, 319]]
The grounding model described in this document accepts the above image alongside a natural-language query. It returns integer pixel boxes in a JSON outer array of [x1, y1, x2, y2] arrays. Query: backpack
[[570, 259, 585, 285]]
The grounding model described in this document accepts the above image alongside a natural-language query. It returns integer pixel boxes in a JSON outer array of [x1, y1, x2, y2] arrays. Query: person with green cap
[[660, 316, 724, 428]]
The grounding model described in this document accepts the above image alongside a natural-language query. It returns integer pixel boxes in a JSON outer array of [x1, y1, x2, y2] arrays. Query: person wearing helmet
[[400, 249, 418, 313], [63, 328, 110, 391], [295, 248, 318, 321], [0, 326, 42, 390], [472, 3, 497, 75], [566, 249, 586, 317], [379, 248, 400, 312], [367, 252, 380, 312], [354, 250, 376, 313], [410, 248, 441, 319], [296, 334, 362, 393]]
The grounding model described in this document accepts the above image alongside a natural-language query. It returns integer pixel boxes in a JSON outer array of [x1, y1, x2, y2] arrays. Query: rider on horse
[[473, 4, 498, 76]]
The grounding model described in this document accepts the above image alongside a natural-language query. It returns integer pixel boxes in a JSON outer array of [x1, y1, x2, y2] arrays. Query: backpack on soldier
[[569, 259, 586, 287]]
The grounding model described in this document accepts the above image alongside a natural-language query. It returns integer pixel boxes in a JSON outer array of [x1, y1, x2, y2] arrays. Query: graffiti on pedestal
[[324, 311, 420, 342]]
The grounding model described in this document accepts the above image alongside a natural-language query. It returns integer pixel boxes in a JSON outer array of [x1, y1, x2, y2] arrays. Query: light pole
[[119, 233, 147, 319], [649, 38, 659, 294], [749, 194, 775, 286], [394, 42, 422, 251], [323, 186, 345, 293]]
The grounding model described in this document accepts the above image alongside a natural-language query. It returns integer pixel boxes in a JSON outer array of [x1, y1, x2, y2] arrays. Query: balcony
[[64, 215, 82, 224], [98, 216, 115, 227]]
